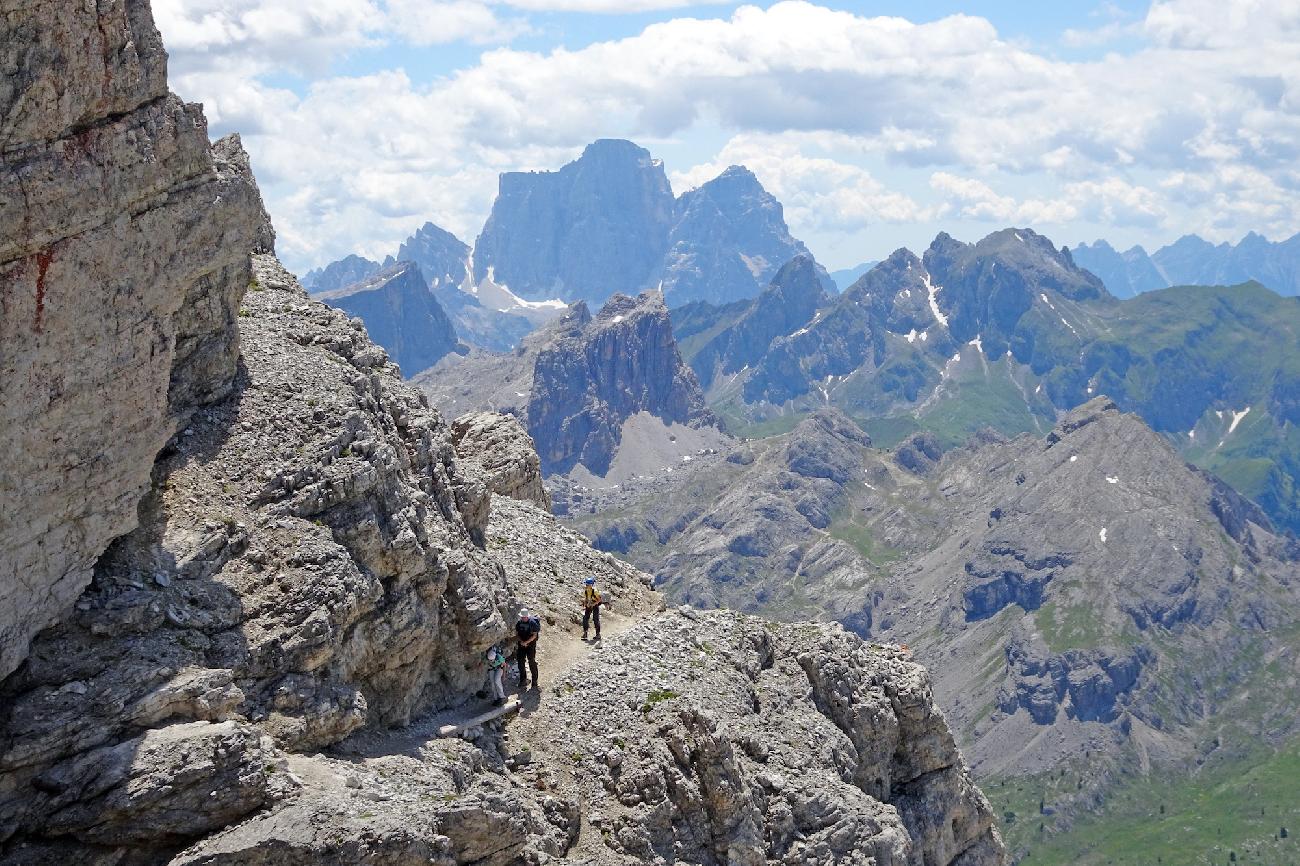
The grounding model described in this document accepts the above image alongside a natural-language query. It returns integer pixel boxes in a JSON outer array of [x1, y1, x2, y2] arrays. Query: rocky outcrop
[[302, 254, 380, 294], [0, 0, 272, 680], [420, 291, 727, 480], [146, 611, 1002, 866], [527, 291, 721, 476], [451, 412, 551, 511], [316, 261, 461, 376], [663, 166, 833, 304], [472, 139, 676, 304], [0, 254, 657, 860]]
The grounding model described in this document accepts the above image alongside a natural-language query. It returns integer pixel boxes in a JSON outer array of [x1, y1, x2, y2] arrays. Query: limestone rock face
[[470, 140, 829, 307], [689, 254, 829, 389], [0, 256, 651, 859], [153, 612, 1002, 866], [393, 221, 469, 291], [316, 261, 460, 376], [0, 0, 272, 680], [664, 166, 833, 304], [451, 412, 552, 511], [527, 292, 720, 475], [472, 139, 676, 304], [421, 291, 724, 479]]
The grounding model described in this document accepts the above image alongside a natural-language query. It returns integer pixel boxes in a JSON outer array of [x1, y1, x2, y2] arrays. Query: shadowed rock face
[[472, 139, 676, 304], [316, 261, 460, 376], [690, 254, 830, 389], [0, 0, 273, 680], [528, 292, 719, 475], [393, 221, 469, 291], [418, 290, 725, 480]]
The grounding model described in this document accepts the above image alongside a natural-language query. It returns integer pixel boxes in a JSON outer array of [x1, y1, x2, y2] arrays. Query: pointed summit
[[663, 165, 832, 304]]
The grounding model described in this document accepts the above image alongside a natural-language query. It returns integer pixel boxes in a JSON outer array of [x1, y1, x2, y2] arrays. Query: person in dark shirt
[[515, 608, 540, 690]]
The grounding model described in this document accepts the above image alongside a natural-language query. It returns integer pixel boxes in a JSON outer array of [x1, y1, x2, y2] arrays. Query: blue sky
[[155, 0, 1300, 276]]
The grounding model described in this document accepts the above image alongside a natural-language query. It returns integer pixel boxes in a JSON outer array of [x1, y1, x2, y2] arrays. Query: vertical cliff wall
[[0, 0, 272, 679]]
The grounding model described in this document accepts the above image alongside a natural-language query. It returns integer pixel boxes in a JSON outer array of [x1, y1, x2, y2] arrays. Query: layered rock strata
[[0, 0, 272, 679]]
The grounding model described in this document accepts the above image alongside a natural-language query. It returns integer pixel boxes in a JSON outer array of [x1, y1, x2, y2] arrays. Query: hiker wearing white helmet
[[581, 576, 602, 642], [515, 608, 541, 690]]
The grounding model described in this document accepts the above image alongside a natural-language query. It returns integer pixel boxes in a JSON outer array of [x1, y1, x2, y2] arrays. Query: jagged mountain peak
[[316, 260, 460, 375]]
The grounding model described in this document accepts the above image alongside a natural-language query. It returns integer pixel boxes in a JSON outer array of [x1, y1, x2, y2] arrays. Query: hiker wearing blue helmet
[[582, 576, 602, 642]]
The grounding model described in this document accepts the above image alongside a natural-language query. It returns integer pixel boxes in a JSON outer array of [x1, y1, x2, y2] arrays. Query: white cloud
[[155, 0, 1300, 270], [384, 0, 531, 45], [503, 0, 732, 10]]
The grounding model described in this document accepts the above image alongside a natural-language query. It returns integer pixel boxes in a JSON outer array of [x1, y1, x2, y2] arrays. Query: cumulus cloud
[[155, 0, 1300, 270], [503, 0, 733, 10], [384, 0, 531, 45]]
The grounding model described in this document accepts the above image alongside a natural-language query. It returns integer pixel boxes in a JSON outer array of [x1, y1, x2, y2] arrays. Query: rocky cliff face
[[689, 255, 829, 389], [663, 166, 833, 304], [451, 412, 551, 512], [0, 0, 272, 680], [570, 400, 1300, 823], [316, 261, 461, 376], [419, 291, 728, 480], [472, 139, 676, 303], [528, 291, 721, 476]]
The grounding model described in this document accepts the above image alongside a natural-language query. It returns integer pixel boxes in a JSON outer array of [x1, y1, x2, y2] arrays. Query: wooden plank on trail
[[437, 698, 521, 737]]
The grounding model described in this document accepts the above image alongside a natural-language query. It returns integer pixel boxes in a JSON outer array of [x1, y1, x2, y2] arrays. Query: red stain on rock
[[33, 249, 53, 334]]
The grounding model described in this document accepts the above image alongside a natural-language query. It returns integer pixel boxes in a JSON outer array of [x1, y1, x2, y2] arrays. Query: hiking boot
[[492, 697, 504, 707], [581, 632, 588, 641]]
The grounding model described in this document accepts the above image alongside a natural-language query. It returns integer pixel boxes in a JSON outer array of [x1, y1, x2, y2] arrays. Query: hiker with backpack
[[515, 608, 540, 690], [582, 577, 602, 641], [484, 644, 507, 706]]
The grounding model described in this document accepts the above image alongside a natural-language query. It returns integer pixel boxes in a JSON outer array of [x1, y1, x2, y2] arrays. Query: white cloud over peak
[[156, 0, 1300, 270]]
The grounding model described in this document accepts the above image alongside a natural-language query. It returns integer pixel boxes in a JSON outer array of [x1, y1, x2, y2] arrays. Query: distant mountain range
[[568, 398, 1300, 861], [1072, 231, 1300, 298], [301, 139, 835, 375], [670, 228, 1300, 534]]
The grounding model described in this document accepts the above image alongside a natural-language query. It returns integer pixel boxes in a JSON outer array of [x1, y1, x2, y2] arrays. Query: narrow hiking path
[[331, 603, 646, 759]]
